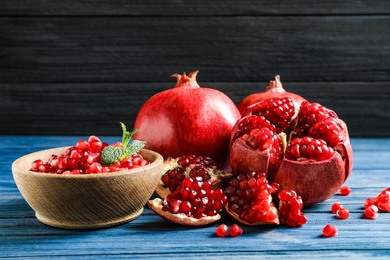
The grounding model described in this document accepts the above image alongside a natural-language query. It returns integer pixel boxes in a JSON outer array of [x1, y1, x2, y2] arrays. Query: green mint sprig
[[101, 122, 146, 166]]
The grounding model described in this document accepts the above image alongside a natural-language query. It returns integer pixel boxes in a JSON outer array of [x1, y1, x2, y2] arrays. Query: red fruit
[[230, 224, 243, 237], [364, 205, 379, 219], [338, 186, 352, 196], [230, 94, 353, 206], [331, 202, 344, 214], [133, 71, 241, 168], [156, 155, 232, 199], [148, 177, 228, 226], [216, 224, 228, 237], [237, 75, 307, 115], [224, 172, 280, 225], [322, 224, 338, 237], [336, 208, 349, 219], [278, 190, 307, 227]]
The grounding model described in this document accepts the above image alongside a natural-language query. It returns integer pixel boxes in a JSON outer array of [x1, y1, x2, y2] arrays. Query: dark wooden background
[[1, 1, 389, 137]]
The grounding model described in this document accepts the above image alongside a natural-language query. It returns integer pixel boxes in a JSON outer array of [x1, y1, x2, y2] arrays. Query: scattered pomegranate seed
[[364, 205, 379, 219], [338, 186, 351, 196], [322, 224, 338, 237], [230, 224, 243, 237], [215, 224, 228, 237], [331, 202, 343, 214], [336, 208, 349, 219]]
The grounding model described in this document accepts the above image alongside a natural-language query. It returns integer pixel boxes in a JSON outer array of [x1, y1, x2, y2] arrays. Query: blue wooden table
[[1, 136, 390, 259]]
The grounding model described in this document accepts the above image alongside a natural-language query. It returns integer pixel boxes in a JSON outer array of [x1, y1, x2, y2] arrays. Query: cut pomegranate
[[216, 224, 228, 237], [225, 172, 280, 225], [231, 94, 353, 206], [230, 224, 243, 237], [156, 155, 232, 199], [237, 75, 307, 115], [148, 176, 227, 226], [322, 224, 338, 237]]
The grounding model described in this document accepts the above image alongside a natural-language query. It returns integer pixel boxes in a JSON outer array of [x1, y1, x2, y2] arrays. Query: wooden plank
[[1, 1, 390, 16], [1, 81, 389, 136], [1, 137, 390, 258], [0, 16, 389, 83]]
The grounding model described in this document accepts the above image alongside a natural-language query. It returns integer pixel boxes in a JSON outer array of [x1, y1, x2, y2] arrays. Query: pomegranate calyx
[[265, 75, 285, 93], [171, 70, 200, 89], [148, 198, 221, 226]]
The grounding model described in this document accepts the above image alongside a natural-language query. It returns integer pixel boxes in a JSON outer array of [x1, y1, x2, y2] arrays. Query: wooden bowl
[[12, 147, 164, 230]]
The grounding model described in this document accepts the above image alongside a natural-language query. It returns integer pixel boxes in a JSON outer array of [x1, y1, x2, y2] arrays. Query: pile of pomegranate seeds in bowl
[[30, 122, 149, 174]]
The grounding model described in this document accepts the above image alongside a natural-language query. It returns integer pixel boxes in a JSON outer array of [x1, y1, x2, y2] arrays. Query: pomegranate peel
[[148, 198, 221, 226], [231, 93, 353, 206]]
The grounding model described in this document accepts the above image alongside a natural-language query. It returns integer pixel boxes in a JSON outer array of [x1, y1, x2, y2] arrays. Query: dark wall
[[1, 1, 389, 137]]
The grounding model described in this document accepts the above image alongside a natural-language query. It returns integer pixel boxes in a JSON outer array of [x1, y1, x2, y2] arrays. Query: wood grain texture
[[0, 1, 389, 137], [1, 136, 390, 258], [1, 81, 389, 136], [1, 0, 390, 16]]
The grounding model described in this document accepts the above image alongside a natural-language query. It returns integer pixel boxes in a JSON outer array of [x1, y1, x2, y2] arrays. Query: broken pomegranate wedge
[[149, 155, 231, 226], [230, 97, 353, 206]]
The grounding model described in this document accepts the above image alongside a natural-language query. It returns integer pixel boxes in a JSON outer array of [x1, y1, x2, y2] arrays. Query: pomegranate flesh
[[149, 155, 230, 226], [134, 71, 241, 168], [230, 96, 353, 206], [237, 75, 307, 115]]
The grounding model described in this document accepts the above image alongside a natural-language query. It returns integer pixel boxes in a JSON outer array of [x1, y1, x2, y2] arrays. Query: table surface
[[1, 136, 390, 259]]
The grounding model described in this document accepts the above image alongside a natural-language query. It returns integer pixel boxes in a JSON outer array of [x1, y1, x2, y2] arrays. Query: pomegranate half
[[230, 97, 353, 206], [133, 71, 241, 168]]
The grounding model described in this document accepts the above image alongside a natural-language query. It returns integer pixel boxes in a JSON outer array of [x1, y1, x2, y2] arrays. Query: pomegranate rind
[[225, 201, 280, 226], [273, 152, 346, 206], [147, 198, 221, 226]]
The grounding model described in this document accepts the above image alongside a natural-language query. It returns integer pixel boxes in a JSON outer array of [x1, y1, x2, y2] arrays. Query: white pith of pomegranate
[[237, 75, 307, 115], [133, 71, 241, 169], [230, 96, 353, 206]]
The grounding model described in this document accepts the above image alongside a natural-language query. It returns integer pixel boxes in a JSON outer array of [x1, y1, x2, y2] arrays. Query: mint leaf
[[101, 122, 146, 166], [101, 146, 124, 166]]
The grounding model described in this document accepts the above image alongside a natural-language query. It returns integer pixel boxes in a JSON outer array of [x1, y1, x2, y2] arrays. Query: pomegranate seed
[[336, 208, 349, 219], [364, 197, 377, 208], [331, 202, 343, 214], [230, 224, 243, 237], [338, 186, 351, 196], [365, 205, 379, 219], [278, 189, 306, 227], [285, 137, 334, 162], [215, 224, 228, 237], [30, 159, 44, 171], [322, 224, 338, 237]]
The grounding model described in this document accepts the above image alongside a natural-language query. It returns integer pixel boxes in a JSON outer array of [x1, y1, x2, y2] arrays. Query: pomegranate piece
[[148, 176, 227, 226], [216, 224, 228, 237], [278, 190, 307, 227], [229, 224, 244, 237], [231, 93, 353, 206], [322, 224, 338, 237], [156, 155, 232, 199], [237, 75, 307, 115], [225, 172, 280, 225]]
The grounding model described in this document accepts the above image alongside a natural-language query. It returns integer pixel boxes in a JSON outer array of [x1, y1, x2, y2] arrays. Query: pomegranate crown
[[266, 75, 285, 92], [171, 70, 200, 88]]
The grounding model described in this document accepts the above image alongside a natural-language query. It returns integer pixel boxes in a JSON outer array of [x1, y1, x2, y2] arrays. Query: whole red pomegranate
[[133, 71, 241, 168], [237, 75, 307, 115], [230, 97, 353, 206]]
